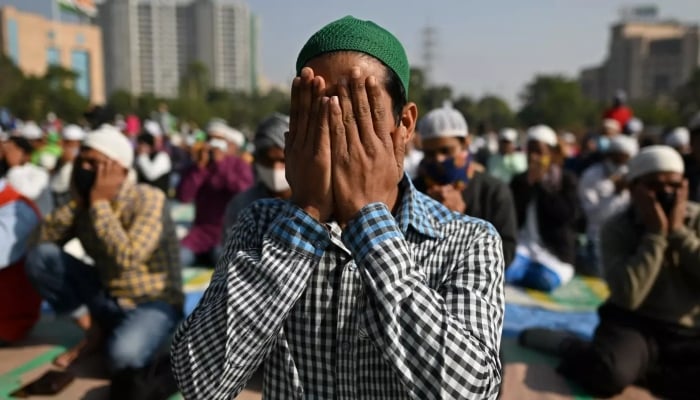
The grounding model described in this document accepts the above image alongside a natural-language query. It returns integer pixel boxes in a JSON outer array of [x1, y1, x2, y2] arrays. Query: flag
[[56, 0, 97, 18]]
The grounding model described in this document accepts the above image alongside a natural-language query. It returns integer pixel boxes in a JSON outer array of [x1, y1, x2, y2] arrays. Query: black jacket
[[510, 170, 581, 265], [463, 171, 518, 266]]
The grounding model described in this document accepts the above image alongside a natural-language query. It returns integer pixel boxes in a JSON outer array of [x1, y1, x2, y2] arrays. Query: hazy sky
[[3, 0, 700, 106]]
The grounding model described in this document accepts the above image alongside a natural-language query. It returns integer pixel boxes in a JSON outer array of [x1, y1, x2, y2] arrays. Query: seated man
[[508, 125, 581, 291], [578, 135, 638, 276], [222, 113, 291, 245], [24, 126, 183, 394], [135, 131, 172, 193], [522, 145, 700, 399], [2, 135, 53, 216], [487, 128, 527, 184], [50, 124, 86, 207], [171, 16, 504, 399], [415, 103, 517, 265], [177, 128, 253, 266], [0, 174, 42, 345]]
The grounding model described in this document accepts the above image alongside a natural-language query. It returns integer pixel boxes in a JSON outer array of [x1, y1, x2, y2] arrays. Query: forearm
[[668, 227, 700, 281], [602, 232, 667, 309], [136, 154, 171, 181], [171, 203, 327, 399], [89, 195, 163, 270], [39, 200, 78, 243], [210, 164, 253, 193], [344, 204, 504, 399]]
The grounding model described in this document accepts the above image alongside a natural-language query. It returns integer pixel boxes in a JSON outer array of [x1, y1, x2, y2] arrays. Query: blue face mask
[[420, 152, 471, 189], [597, 136, 611, 152]]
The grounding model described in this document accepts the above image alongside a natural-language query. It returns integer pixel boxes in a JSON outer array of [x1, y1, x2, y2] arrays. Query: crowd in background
[[1, 89, 699, 398]]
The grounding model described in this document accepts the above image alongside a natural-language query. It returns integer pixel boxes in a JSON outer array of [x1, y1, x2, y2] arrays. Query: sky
[[3, 0, 700, 107]]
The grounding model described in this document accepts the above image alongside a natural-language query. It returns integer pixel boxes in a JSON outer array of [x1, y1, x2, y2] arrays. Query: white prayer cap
[[208, 138, 229, 152], [83, 125, 134, 169], [526, 124, 558, 147], [665, 127, 690, 148], [560, 132, 577, 144], [499, 128, 518, 143], [608, 135, 638, 157], [208, 121, 245, 148], [418, 102, 468, 140], [626, 118, 644, 135], [626, 145, 684, 182], [62, 124, 86, 141], [603, 118, 621, 133], [144, 120, 163, 137], [20, 121, 43, 140]]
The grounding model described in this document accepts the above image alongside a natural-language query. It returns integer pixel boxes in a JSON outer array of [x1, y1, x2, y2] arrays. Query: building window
[[47, 47, 61, 66], [76, 33, 85, 45], [48, 30, 55, 40], [7, 19, 19, 64], [71, 50, 91, 98], [653, 74, 671, 95]]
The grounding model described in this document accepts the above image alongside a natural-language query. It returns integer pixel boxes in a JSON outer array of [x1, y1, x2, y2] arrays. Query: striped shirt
[[39, 183, 183, 307], [171, 177, 504, 399]]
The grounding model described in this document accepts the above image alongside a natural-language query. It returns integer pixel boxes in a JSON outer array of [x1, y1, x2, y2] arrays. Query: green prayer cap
[[296, 16, 410, 99]]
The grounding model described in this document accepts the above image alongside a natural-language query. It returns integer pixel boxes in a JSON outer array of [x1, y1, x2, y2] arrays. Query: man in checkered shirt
[[171, 16, 505, 400]]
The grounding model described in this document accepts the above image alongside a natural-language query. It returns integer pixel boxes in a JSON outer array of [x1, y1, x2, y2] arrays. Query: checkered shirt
[[39, 183, 183, 307], [171, 177, 504, 399]]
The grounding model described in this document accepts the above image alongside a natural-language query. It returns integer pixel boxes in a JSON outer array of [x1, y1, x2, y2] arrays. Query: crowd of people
[[0, 14, 698, 400]]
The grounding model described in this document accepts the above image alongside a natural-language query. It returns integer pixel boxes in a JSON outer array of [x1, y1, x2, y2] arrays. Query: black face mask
[[656, 189, 676, 215], [0, 159, 7, 177], [73, 167, 96, 200]]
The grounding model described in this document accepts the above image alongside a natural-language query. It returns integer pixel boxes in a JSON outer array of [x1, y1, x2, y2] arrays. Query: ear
[[399, 102, 418, 144]]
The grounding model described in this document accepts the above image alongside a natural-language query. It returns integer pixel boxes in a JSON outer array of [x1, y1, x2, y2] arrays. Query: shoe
[[518, 328, 581, 356]]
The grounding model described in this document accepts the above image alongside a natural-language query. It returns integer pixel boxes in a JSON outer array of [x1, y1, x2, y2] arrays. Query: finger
[[349, 67, 375, 149], [296, 67, 314, 148], [329, 96, 347, 158], [288, 77, 301, 148], [338, 77, 361, 152], [313, 96, 330, 156], [367, 75, 392, 146], [307, 76, 326, 149]]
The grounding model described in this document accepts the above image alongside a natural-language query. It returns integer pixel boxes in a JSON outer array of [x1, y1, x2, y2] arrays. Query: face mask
[[420, 152, 470, 189], [73, 167, 96, 200], [0, 159, 7, 177], [655, 189, 676, 215], [598, 136, 611, 152], [256, 164, 290, 193]]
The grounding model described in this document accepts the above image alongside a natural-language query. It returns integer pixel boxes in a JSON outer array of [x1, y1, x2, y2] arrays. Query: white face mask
[[256, 164, 290, 193]]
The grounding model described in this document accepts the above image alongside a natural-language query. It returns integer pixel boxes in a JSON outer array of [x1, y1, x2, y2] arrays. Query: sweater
[[462, 171, 518, 265], [600, 204, 700, 328]]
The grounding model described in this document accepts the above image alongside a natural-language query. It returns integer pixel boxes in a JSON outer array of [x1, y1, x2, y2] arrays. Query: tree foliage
[[518, 75, 597, 131]]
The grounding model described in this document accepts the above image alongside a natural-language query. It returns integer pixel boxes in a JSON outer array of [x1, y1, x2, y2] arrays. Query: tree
[[473, 95, 515, 131], [0, 55, 24, 107], [676, 68, 700, 123], [108, 90, 136, 115], [630, 99, 682, 128], [180, 62, 210, 100], [517, 75, 596, 130]]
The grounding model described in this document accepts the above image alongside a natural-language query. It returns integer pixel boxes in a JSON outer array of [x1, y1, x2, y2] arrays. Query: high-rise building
[[0, 6, 105, 104], [580, 6, 700, 103], [98, 0, 259, 98]]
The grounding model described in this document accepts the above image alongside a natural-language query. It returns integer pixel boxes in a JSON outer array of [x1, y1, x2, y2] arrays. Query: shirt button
[[341, 341, 351, 350], [348, 263, 357, 271]]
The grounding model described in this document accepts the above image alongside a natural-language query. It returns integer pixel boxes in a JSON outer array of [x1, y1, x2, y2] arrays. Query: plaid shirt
[[171, 177, 504, 399], [39, 183, 183, 307]]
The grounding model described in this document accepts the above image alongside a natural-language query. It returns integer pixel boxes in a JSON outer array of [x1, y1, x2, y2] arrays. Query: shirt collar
[[395, 174, 442, 239]]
